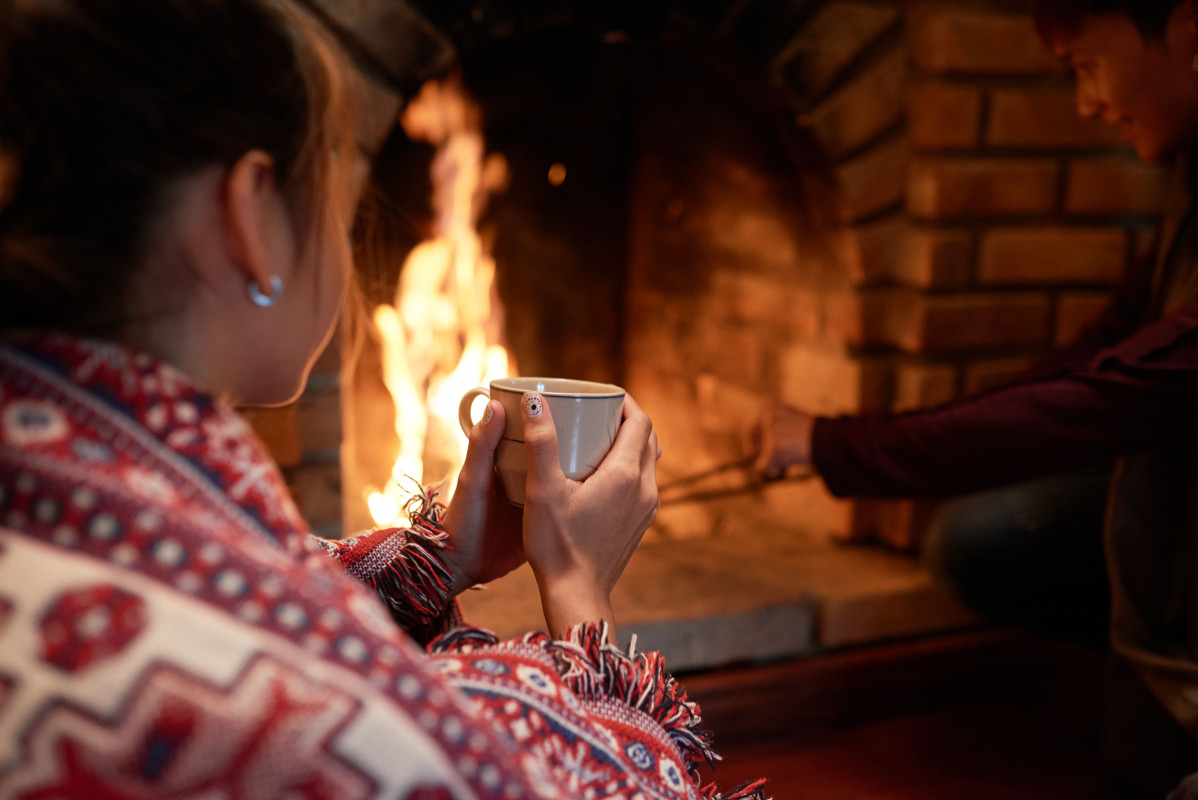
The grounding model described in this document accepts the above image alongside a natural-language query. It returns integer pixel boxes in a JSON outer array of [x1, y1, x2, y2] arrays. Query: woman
[[0, 1, 764, 797], [758, 0, 1198, 795]]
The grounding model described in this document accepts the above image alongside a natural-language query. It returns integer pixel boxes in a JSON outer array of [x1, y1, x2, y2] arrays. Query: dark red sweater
[[812, 245, 1198, 498]]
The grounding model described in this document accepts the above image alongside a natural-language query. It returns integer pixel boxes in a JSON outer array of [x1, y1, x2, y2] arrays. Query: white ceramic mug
[[458, 377, 625, 506]]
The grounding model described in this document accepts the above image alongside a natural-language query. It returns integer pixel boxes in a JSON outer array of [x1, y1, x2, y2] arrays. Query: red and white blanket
[[0, 334, 766, 799]]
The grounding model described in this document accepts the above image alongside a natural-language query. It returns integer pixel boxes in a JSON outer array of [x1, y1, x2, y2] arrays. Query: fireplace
[[248, 0, 1163, 660]]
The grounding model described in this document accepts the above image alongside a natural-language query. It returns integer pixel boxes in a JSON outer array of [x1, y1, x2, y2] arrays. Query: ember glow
[[366, 77, 513, 527]]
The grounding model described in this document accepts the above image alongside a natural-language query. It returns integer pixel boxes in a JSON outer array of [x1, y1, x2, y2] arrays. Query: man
[[757, 1, 1198, 794]]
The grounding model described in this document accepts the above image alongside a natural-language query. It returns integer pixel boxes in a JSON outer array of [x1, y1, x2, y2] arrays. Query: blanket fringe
[[429, 625, 501, 653], [549, 622, 718, 778], [430, 622, 771, 798], [334, 484, 454, 631], [700, 778, 770, 800]]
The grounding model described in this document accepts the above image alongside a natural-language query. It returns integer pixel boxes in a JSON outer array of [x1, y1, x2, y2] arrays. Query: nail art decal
[[523, 392, 543, 418], [482, 404, 494, 425]]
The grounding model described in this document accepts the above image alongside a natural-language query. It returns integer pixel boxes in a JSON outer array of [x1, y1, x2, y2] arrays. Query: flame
[[366, 77, 513, 527]]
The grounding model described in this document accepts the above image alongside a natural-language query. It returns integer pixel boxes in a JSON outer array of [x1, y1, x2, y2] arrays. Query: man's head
[[1034, 0, 1198, 162]]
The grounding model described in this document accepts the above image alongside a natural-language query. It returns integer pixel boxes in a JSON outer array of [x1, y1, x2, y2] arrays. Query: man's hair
[[1032, 0, 1181, 41]]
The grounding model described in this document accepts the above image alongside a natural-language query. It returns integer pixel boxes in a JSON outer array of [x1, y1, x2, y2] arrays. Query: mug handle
[[458, 386, 491, 436]]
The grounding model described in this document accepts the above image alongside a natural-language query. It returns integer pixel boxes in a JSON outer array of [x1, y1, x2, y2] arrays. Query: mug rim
[[490, 376, 624, 398]]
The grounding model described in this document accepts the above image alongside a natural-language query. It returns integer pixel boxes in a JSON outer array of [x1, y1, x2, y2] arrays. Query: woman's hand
[[753, 403, 816, 479], [520, 391, 661, 642], [440, 400, 526, 597]]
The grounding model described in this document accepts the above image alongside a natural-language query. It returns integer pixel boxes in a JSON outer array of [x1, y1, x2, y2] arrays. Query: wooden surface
[[683, 627, 1112, 799]]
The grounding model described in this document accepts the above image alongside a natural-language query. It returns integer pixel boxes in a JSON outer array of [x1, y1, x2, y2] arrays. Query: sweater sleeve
[[812, 297, 1198, 498]]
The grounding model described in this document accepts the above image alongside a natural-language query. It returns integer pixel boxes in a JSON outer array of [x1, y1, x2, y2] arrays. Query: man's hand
[[1168, 771, 1198, 800], [753, 403, 816, 479]]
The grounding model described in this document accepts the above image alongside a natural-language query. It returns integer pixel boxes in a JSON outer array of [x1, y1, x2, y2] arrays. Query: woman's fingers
[[600, 395, 654, 476], [458, 400, 504, 489], [519, 391, 563, 500]]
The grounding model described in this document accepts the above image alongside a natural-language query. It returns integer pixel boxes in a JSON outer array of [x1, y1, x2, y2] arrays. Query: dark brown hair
[[1032, 0, 1182, 42], [0, 0, 350, 335]]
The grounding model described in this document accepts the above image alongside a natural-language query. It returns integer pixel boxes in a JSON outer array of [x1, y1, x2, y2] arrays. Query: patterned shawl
[[0, 334, 765, 799]]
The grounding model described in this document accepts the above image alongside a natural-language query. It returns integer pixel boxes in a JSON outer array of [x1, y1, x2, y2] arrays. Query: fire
[[366, 76, 513, 527]]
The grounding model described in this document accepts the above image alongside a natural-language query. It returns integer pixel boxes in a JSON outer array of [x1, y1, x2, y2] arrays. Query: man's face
[[1052, 8, 1198, 162]]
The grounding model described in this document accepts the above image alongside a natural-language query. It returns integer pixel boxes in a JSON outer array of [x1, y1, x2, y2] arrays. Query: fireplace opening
[[342, 5, 852, 541]]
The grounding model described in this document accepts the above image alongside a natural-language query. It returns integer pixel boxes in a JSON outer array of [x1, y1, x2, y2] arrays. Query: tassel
[[430, 621, 770, 798], [700, 778, 771, 800], [430, 625, 500, 654], [549, 622, 719, 777], [322, 485, 455, 631]]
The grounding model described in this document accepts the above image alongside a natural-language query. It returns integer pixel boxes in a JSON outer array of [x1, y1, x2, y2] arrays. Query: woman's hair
[[0, 0, 353, 335], [1032, 0, 1182, 42]]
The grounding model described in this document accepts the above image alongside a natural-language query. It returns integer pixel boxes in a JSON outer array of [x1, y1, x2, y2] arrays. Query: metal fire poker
[[657, 455, 816, 506]]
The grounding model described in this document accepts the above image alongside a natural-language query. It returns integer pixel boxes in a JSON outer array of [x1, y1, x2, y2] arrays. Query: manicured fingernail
[[522, 391, 543, 418], [482, 404, 494, 425]]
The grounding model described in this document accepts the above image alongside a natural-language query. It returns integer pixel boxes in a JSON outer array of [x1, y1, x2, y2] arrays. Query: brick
[[625, 371, 726, 514], [978, 226, 1126, 285], [823, 287, 923, 350], [298, 388, 342, 455], [288, 461, 343, 528], [777, 1, 901, 101], [823, 287, 868, 344], [908, 4, 1060, 76], [1065, 158, 1167, 216], [850, 220, 972, 289], [988, 87, 1125, 149], [847, 217, 905, 286], [809, 46, 907, 158], [1056, 291, 1114, 346], [907, 157, 1058, 220], [239, 404, 302, 468], [692, 322, 766, 385], [893, 362, 957, 411], [843, 216, 900, 286], [709, 270, 821, 338], [695, 373, 767, 436], [837, 135, 908, 221], [897, 228, 973, 289], [856, 288, 923, 350], [703, 197, 805, 275], [908, 81, 981, 151], [963, 356, 1036, 394], [914, 293, 1051, 353], [777, 345, 890, 415], [626, 299, 695, 380]]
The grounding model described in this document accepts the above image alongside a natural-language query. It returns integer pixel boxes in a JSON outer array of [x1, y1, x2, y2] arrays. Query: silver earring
[[247, 275, 284, 307]]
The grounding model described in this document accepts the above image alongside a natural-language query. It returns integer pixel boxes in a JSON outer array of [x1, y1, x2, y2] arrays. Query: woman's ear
[[221, 149, 288, 298]]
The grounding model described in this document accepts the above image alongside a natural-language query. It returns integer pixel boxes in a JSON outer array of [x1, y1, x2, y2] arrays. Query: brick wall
[[632, 0, 1165, 550]]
